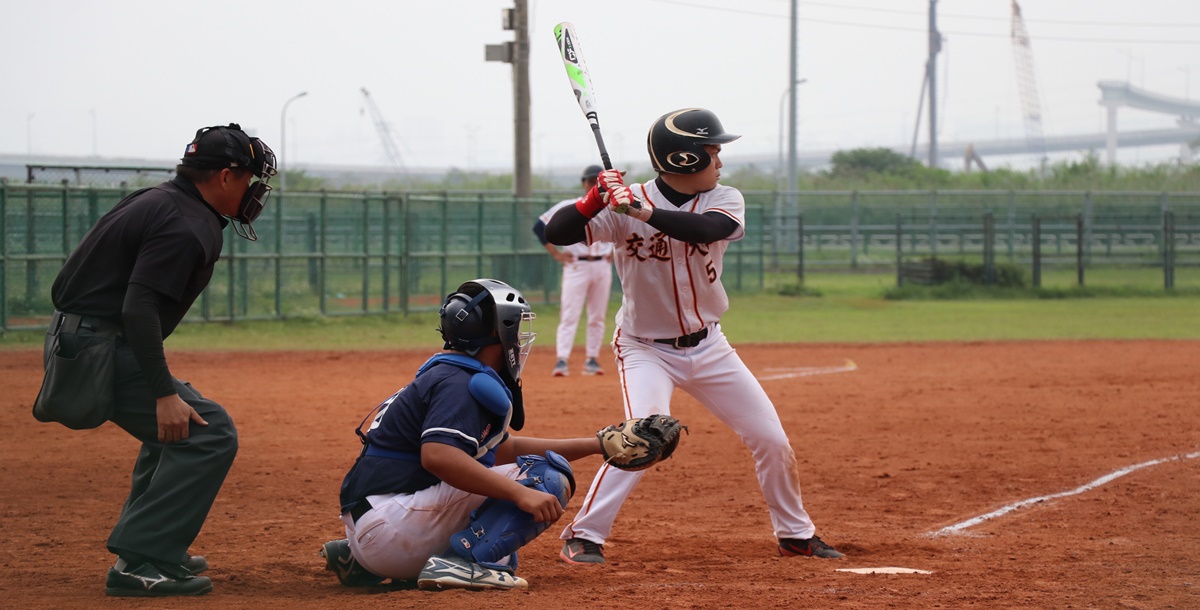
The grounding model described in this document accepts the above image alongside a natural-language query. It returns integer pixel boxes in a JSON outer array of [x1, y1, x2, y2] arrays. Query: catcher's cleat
[[105, 561, 213, 597], [582, 358, 604, 376], [320, 539, 387, 587], [778, 536, 844, 559], [559, 538, 606, 565], [552, 359, 569, 377], [417, 554, 528, 591], [182, 554, 208, 576]]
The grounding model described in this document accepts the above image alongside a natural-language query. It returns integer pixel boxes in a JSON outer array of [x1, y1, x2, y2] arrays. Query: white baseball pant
[[555, 260, 612, 361], [342, 463, 520, 580], [560, 324, 817, 544]]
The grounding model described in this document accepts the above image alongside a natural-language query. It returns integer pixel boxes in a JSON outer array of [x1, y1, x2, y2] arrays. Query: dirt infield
[[2, 340, 1198, 609]]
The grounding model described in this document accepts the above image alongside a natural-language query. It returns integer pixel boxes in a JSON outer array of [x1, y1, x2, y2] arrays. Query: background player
[[544, 108, 843, 564], [533, 165, 614, 377], [321, 279, 605, 591]]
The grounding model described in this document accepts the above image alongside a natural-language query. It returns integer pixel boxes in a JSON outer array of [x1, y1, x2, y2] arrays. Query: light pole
[[279, 91, 308, 192], [776, 78, 806, 269], [776, 79, 807, 192], [90, 108, 98, 156]]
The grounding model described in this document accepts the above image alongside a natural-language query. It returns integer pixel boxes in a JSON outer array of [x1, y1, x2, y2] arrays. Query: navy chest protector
[[358, 354, 512, 463]]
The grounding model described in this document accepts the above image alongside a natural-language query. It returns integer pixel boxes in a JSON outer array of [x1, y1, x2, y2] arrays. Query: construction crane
[[1011, 0, 1047, 168], [360, 87, 406, 175]]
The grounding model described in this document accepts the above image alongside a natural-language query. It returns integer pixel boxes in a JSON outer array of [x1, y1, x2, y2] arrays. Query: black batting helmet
[[647, 108, 741, 174]]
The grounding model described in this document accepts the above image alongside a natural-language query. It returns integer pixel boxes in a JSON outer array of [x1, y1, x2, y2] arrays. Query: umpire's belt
[[50, 310, 123, 339], [576, 256, 604, 261], [654, 328, 709, 349]]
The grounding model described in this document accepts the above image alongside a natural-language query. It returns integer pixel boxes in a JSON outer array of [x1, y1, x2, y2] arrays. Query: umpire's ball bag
[[32, 326, 115, 430]]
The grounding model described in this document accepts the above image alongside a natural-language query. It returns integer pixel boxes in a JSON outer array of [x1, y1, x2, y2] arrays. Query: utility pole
[[485, 0, 531, 197], [927, 0, 940, 168], [786, 0, 799, 197]]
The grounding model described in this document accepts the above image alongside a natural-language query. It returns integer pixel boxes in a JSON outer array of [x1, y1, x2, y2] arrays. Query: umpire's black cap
[[180, 123, 275, 178], [581, 165, 603, 181]]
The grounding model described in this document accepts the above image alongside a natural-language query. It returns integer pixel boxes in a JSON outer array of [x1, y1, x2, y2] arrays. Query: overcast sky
[[2, 0, 1198, 173]]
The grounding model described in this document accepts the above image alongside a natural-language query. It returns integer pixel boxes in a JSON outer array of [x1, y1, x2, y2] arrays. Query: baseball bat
[[553, 22, 640, 209]]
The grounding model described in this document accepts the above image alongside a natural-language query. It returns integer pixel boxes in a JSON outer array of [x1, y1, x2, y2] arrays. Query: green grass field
[[3, 270, 1196, 350]]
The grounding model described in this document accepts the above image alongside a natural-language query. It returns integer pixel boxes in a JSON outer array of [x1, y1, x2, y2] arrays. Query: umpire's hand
[[156, 394, 209, 443]]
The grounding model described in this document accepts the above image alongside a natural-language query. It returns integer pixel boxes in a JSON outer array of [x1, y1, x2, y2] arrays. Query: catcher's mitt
[[597, 414, 687, 471]]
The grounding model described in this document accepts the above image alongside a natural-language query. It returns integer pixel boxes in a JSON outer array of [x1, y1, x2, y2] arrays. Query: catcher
[[320, 279, 684, 591]]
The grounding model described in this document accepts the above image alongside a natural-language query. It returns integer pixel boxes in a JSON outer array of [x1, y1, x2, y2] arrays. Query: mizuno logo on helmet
[[695, 128, 709, 135]]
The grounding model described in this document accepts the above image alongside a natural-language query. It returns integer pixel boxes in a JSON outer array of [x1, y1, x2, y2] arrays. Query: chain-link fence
[[3, 181, 1199, 331]]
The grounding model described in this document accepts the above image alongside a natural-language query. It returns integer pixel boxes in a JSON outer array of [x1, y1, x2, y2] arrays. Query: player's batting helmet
[[647, 108, 741, 175], [438, 279, 536, 382]]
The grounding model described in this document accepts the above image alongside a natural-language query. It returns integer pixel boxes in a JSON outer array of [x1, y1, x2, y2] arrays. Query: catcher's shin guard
[[449, 451, 576, 570]]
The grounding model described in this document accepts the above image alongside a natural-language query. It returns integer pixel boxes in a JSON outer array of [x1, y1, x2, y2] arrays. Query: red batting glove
[[597, 169, 625, 193], [606, 184, 637, 215]]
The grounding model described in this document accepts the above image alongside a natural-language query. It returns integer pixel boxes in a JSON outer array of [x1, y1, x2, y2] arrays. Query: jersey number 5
[[704, 260, 717, 283]]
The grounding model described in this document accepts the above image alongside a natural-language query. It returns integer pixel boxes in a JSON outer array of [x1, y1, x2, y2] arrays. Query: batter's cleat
[[559, 537, 606, 565], [417, 554, 529, 591], [182, 554, 208, 576], [105, 561, 213, 597], [582, 358, 604, 376], [552, 359, 569, 377], [320, 539, 387, 587], [778, 536, 844, 559]]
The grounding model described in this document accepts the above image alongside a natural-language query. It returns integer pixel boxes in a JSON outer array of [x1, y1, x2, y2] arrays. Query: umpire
[[37, 124, 276, 597]]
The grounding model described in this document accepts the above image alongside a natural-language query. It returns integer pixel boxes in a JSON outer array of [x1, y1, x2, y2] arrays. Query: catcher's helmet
[[438, 279, 536, 382], [647, 108, 741, 174]]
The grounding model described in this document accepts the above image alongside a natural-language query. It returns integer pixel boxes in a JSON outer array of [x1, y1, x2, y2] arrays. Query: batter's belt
[[653, 327, 709, 349]]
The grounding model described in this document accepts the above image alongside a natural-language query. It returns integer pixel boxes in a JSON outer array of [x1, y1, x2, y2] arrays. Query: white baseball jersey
[[582, 180, 744, 340], [540, 198, 614, 260]]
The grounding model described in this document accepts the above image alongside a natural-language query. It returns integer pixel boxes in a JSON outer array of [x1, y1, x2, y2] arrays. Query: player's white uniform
[[559, 180, 819, 543], [539, 198, 614, 363]]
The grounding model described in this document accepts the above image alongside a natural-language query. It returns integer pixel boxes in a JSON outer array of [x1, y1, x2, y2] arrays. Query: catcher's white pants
[[560, 324, 817, 544], [342, 463, 520, 580], [555, 260, 612, 361]]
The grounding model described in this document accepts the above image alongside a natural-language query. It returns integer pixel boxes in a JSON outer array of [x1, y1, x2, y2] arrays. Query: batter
[[544, 108, 843, 563]]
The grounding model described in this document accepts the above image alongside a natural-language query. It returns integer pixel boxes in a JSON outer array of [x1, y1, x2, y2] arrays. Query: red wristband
[[576, 185, 605, 219]]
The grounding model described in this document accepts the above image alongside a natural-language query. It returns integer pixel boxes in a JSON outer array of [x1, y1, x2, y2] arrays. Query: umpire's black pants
[[61, 328, 239, 567]]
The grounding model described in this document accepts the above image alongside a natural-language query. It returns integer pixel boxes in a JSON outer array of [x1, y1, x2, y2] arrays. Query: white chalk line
[[758, 359, 858, 381], [931, 450, 1200, 537]]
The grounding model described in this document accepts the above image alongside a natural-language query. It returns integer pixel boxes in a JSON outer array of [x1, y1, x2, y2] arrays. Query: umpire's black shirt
[[51, 177, 227, 395]]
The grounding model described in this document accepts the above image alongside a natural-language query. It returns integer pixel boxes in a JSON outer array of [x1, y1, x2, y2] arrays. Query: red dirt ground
[[1, 340, 1198, 609]]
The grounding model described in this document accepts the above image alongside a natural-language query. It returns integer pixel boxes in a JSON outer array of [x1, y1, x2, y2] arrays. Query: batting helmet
[[647, 108, 741, 174], [438, 279, 536, 383]]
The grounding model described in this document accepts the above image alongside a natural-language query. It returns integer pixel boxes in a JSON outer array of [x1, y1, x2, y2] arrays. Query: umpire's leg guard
[[449, 451, 576, 572]]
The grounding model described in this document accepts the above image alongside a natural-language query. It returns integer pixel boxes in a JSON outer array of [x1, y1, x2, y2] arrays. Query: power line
[[644, 0, 1200, 43], [788, 0, 1200, 28]]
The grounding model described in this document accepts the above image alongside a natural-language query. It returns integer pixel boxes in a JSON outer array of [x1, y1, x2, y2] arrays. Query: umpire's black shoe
[[105, 561, 213, 597], [182, 554, 208, 575]]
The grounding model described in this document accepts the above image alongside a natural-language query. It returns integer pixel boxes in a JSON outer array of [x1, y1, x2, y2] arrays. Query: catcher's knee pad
[[449, 451, 576, 569]]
